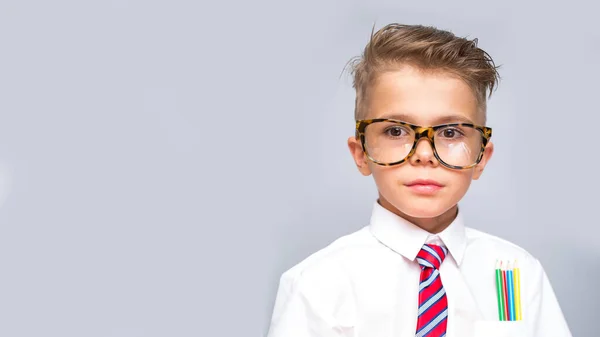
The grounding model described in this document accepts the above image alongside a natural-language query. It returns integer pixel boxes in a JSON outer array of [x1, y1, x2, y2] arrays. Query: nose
[[409, 138, 439, 167]]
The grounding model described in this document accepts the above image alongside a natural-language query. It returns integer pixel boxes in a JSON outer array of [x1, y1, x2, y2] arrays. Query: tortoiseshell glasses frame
[[355, 118, 493, 170]]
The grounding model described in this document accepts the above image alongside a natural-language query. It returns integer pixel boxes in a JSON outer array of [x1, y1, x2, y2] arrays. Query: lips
[[405, 179, 444, 187], [404, 179, 444, 195]]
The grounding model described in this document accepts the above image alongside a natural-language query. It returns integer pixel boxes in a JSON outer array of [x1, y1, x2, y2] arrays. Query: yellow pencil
[[514, 259, 522, 320]]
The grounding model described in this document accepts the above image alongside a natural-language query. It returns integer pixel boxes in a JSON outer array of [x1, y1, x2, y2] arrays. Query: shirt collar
[[368, 201, 467, 266]]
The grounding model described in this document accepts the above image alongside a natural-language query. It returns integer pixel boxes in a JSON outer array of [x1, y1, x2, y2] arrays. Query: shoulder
[[463, 227, 543, 270], [268, 228, 372, 330], [465, 227, 531, 256], [277, 226, 376, 291]]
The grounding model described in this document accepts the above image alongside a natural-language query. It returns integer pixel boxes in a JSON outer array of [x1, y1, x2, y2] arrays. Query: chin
[[386, 198, 455, 219], [402, 206, 448, 219]]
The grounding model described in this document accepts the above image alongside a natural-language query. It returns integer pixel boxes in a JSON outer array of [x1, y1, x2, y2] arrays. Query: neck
[[377, 198, 458, 234]]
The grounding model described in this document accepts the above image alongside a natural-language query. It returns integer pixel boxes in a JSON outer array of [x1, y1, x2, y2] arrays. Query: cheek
[[447, 169, 476, 192], [369, 165, 421, 196], [368, 163, 393, 179], [368, 165, 398, 188]]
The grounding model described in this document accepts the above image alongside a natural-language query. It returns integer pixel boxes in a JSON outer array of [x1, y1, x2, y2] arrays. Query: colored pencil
[[501, 263, 510, 321], [514, 260, 522, 320], [495, 260, 505, 321], [507, 262, 516, 321]]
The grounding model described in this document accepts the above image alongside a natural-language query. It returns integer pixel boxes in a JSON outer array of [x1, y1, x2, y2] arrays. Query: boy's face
[[348, 65, 494, 230]]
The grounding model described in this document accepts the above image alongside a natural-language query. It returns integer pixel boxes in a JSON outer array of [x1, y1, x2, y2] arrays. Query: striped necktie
[[415, 244, 448, 337]]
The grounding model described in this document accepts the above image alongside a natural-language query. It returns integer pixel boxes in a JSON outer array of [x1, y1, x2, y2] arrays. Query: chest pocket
[[472, 320, 527, 337]]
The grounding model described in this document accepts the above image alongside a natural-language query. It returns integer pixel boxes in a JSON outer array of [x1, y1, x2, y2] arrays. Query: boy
[[266, 23, 572, 337]]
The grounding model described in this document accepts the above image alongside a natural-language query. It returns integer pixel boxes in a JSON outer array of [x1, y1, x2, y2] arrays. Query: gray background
[[0, 0, 597, 336]]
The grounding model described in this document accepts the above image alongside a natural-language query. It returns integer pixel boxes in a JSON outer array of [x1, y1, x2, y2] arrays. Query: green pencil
[[495, 260, 505, 321]]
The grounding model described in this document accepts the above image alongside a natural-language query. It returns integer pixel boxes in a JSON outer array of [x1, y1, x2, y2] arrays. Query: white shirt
[[266, 202, 572, 337]]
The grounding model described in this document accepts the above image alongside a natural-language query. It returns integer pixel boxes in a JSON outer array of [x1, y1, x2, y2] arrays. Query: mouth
[[404, 179, 444, 195]]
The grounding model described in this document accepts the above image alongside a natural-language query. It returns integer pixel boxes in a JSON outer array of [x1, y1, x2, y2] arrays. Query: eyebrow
[[378, 113, 476, 125]]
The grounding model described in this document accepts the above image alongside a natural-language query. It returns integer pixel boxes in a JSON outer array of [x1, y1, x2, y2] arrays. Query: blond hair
[[348, 23, 500, 122]]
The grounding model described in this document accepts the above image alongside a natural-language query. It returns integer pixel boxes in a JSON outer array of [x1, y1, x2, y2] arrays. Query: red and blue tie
[[415, 244, 448, 337]]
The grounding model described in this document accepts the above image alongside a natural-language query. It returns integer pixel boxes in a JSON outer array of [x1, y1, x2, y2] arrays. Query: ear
[[347, 136, 372, 176], [472, 141, 494, 180]]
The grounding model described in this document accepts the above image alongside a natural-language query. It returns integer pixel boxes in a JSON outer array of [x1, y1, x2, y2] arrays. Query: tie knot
[[417, 244, 448, 269]]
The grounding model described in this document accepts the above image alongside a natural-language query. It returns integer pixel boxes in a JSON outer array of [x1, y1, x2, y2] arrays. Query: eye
[[438, 127, 464, 139], [384, 126, 409, 138]]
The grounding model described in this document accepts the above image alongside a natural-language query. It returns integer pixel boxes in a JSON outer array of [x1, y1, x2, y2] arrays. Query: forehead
[[365, 66, 481, 125]]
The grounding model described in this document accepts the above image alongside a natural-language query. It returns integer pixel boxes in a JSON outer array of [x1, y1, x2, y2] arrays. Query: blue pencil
[[506, 264, 516, 321]]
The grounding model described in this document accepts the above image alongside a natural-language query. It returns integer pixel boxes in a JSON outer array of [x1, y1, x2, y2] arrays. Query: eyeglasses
[[355, 119, 492, 169]]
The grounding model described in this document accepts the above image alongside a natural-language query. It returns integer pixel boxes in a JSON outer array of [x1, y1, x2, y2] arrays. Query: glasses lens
[[434, 125, 483, 167], [363, 121, 415, 164]]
